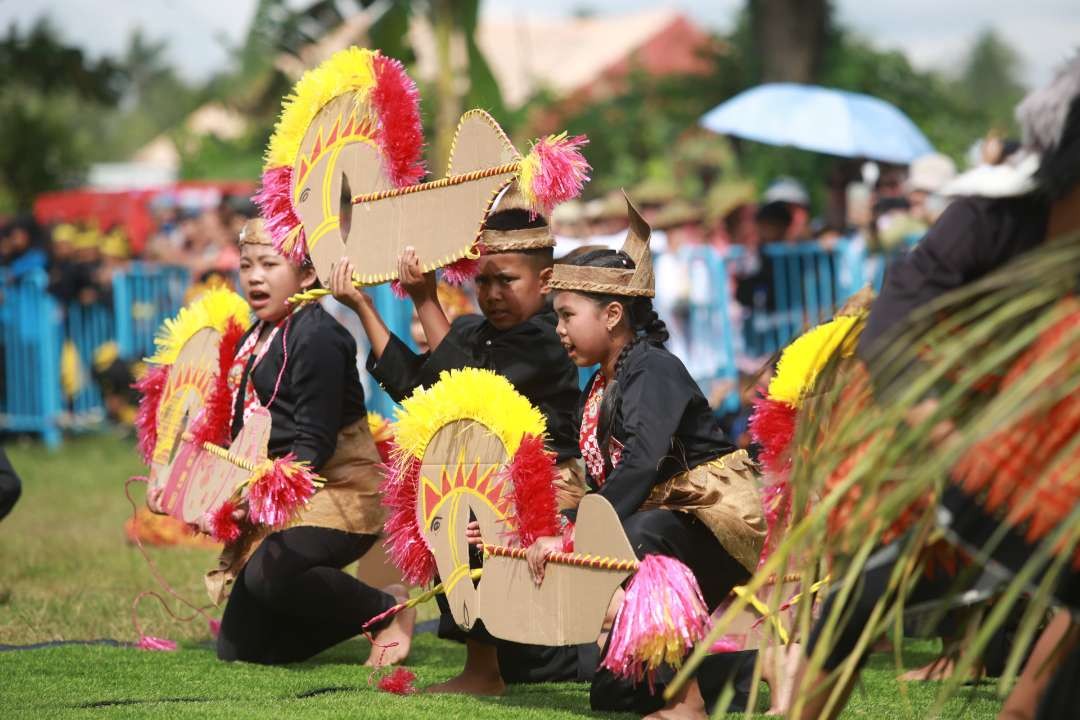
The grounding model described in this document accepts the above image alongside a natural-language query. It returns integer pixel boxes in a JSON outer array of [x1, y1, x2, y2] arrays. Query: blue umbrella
[[700, 83, 934, 164]]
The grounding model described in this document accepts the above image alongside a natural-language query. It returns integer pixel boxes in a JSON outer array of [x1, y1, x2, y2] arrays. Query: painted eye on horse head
[[299, 187, 311, 204], [430, 515, 442, 533]]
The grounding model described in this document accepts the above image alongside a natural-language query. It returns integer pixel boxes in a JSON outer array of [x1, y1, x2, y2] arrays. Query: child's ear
[[299, 265, 319, 291], [604, 301, 624, 331], [538, 265, 553, 294]]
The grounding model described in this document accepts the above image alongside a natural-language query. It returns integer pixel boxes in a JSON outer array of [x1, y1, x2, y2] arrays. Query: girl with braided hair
[[528, 199, 767, 718]]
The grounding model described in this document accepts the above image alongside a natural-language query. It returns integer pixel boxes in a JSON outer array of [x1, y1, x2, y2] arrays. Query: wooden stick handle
[[482, 543, 639, 572]]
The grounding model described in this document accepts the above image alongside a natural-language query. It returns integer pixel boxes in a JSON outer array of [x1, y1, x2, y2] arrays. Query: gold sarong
[[204, 417, 385, 604], [640, 449, 766, 574]]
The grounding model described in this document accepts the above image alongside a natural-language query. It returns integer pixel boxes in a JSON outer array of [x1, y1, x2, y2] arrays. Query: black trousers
[[0, 448, 21, 522], [589, 508, 754, 715], [217, 526, 396, 665]]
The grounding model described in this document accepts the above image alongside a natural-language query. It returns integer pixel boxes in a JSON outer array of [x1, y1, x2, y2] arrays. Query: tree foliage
[[0, 18, 125, 211]]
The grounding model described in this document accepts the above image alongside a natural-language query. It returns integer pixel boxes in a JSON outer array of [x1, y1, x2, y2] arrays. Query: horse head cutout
[[135, 289, 318, 540], [416, 419, 513, 628]]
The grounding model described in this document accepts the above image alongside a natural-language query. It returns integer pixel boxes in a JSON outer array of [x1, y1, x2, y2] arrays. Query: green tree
[[957, 29, 1026, 134], [104, 29, 205, 160], [0, 18, 124, 210]]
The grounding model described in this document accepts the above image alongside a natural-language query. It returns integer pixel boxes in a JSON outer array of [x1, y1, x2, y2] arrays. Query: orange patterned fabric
[[953, 299, 1080, 556]]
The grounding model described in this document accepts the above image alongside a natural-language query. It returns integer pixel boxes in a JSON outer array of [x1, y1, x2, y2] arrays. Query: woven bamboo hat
[[549, 192, 653, 297]]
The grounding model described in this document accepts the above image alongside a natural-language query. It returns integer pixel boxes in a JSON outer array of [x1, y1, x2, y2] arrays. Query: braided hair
[[560, 249, 668, 474]]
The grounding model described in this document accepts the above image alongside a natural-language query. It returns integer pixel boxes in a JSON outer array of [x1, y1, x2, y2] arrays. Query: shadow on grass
[[474, 683, 632, 719], [74, 697, 214, 709]]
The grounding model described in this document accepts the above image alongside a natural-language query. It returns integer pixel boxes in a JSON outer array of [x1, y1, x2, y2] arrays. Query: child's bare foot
[[365, 584, 414, 667], [644, 678, 707, 719], [425, 669, 507, 696], [898, 656, 983, 682], [761, 642, 802, 715], [426, 639, 506, 696]]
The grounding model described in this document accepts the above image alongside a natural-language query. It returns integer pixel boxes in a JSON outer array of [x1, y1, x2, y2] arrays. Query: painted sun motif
[[419, 454, 512, 528]]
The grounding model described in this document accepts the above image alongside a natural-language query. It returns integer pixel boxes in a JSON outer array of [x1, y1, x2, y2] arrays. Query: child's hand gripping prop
[[253, 47, 590, 304], [372, 368, 713, 684], [134, 289, 324, 540]]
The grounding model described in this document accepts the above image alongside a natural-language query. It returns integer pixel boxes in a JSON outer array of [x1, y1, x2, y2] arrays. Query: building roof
[[278, 8, 717, 110]]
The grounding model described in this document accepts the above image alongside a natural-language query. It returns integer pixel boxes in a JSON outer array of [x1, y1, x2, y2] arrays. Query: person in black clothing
[[147, 219, 412, 666], [0, 448, 21, 522], [529, 200, 766, 718], [791, 54, 1080, 720], [330, 186, 588, 694]]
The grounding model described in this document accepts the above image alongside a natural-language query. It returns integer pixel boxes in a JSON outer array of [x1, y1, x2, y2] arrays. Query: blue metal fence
[[740, 239, 867, 357], [1, 266, 190, 447], [113, 263, 190, 360], [2, 237, 916, 446], [0, 271, 62, 447], [63, 301, 113, 426], [682, 246, 740, 413], [361, 283, 416, 420]]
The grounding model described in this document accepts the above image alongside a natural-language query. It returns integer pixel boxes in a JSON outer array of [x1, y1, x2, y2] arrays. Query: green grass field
[[0, 435, 1005, 718]]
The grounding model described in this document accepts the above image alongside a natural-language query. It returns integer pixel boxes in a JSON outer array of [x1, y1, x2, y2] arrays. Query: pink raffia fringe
[[748, 395, 797, 477], [521, 134, 590, 217], [137, 635, 178, 652], [371, 54, 426, 188], [252, 166, 307, 264], [245, 454, 318, 528], [207, 499, 243, 544], [601, 554, 711, 684], [380, 452, 435, 586], [502, 433, 560, 547], [133, 364, 169, 464], [709, 635, 744, 653], [389, 253, 481, 299]]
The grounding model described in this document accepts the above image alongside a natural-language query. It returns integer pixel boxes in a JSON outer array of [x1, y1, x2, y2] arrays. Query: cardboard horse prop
[[134, 289, 322, 543], [251, 47, 589, 302], [377, 368, 717, 682]]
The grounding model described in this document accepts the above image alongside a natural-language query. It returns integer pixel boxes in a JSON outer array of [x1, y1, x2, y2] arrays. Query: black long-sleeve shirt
[[231, 303, 366, 472], [367, 310, 581, 463], [858, 194, 1051, 363], [573, 341, 736, 522]]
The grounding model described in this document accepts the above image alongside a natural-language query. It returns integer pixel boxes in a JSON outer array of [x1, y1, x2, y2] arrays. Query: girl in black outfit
[[169, 219, 413, 666], [534, 206, 767, 718]]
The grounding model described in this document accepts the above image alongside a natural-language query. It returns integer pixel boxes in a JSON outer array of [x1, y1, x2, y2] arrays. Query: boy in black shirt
[[330, 187, 588, 694]]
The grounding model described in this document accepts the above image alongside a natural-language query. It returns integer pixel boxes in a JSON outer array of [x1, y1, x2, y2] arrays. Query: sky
[[4, 0, 1078, 88]]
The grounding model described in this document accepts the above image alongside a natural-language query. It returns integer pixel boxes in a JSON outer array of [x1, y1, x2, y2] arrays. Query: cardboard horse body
[[256, 48, 587, 299], [299, 104, 521, 287], [387, 368, 639, 647], [146, 324, 274, 525]]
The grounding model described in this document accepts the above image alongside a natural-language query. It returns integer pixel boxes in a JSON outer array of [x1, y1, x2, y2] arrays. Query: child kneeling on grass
[[330, 191, 591, 694], [527, 210, 766, 718], [148, 219, 413, 666]]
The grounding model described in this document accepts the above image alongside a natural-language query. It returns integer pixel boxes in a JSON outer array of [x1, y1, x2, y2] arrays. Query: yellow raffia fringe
[[638, 606, 692, 673], [368, 411, 393, 444], [147, 287, 251, 365], [767, 314, 862, 407], [393, 368, 547, 461], [264, 47, 377, 170]]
